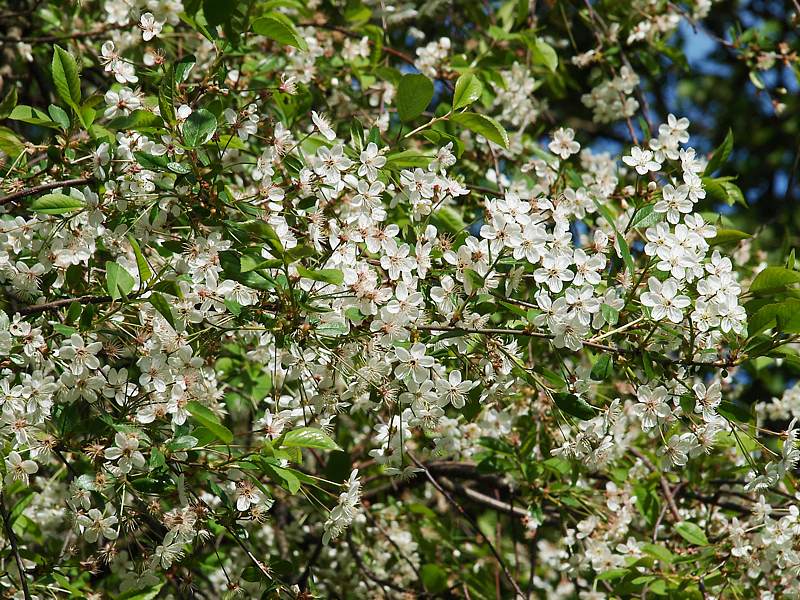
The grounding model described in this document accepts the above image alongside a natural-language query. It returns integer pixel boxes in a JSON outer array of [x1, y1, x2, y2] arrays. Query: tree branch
[[13, 294, 114, 316], [0, 177, 94, 206], [408, 454, 526, 599], [631, 448, 681, 522], [0, 491, 32, 600]]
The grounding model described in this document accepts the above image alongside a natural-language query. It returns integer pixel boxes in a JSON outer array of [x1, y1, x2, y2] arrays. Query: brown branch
[[0, 177, 94, 207], [408, 454, 526, 599], [414, 323, 743, 369], [345, 531, 409, 594], [0, 24, 124, 44], [439, 478, 529, 519], [13, 294, 114, 316], [0, 491, 32, 600], [298, 21, 416, 66], [630, 448, 681, 522]]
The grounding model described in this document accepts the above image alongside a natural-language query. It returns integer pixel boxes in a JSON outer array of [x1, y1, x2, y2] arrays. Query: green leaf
[[264, 464, 301, 494], [590, 355, 613, 381], [108, 109, 161, 130], [9, 104, 57, 127], [168, 161, 191, 174], [128, 236, 153, 284], [134, 151, 168, 170], [159, 66, 176, 126], [51, 45, 81, 107], [703, 177, 747, 208], [182, 108, 217, 147], [596, 568, 629, 581], [710, 228, 750, 246], [281, 427, 341, 451], [203, 0, 235, 26], [642, 543, 674, 564], [224, 299, 242, 316], [747, 299, 800, 335], [718, 400, 754, 423], [149, 447, 166, 469], [600, 304, 619, 326], [450, 112, 509, 148], [251, 13, 308, 51], [0, 87, 18, 120], [186, 401, 234, 444], [0, 127, 24, 158], [628, 203, 663, 230], [396, 73, 434, 122], [452, 73, 483, 110], [704, 129, 733, 176], [531, 38, 558, 71], [175, 55, 196, 83], [149, 293, 176, 328], [105, 262, 135, 300], [616, 232, 635, 276], [675, 521, 709, 546], [432, 206, 467, 234], [421, 564, 448, 594], [750, 266, 800, 294], [462, 267, 485, 294], [295, 265, 343, 285], [553, 392, 596, 420], [29, 193, 85, 214]]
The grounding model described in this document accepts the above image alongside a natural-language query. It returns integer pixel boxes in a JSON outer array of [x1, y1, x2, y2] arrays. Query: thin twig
[[13, 294, 115, 316], [631, 448, 681, 522], [0, 177, 94, 206], [0, 491, 32, 600], [409, 454, 526, 599]]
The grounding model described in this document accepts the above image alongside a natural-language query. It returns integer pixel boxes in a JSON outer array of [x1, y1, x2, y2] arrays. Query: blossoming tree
[[0, 0, 799, 598]]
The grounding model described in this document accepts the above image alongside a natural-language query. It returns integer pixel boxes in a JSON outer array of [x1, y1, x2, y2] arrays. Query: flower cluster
[[0, 0, 797, 598]]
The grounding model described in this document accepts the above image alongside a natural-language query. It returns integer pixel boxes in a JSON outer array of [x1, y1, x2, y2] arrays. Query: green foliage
[[396, 73, 434, 121]]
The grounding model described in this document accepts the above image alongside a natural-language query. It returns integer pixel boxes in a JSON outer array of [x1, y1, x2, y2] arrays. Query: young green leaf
[[149, 292, 176, 328], [29, 193, 85, 214], [450, 112, 509, 148], [590, 355, 613, 381], [295, 265, 344, 285], [553, 392, 596, 420], [203, 0, 236, 26], [51, 45, 81, 108], [159, 66, 177, 126], [186, 401, 234, 444], [675, 521, 709, 546], [531, 38, 558, 72], [281, 427, 341, 451], [452, 73, 483, 110], [105, 262, 136, 300], [182, 108, 217, 147], [704, 129, 733, 176], [128, 236, 153, 285], [396, 73, 434, 122], [0, 87, 18, 120], [710, 229, 751, 246], [749, 266, 800, 294], [251, 14, 308, 51]]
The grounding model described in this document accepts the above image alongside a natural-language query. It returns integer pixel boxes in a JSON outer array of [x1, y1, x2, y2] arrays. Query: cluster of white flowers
[[581, 65, 640, 123], [1, 0, 798, 597], [414, 36, 450, 77], [493, 62, 544, 128]]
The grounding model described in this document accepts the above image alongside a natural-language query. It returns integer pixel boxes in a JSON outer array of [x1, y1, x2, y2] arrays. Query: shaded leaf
[[397, 73, 434, 122], [252, 13, 308, 51], [186, 401, 234, 444]]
